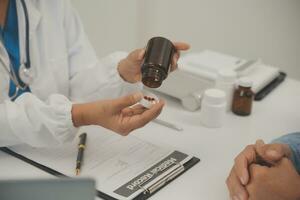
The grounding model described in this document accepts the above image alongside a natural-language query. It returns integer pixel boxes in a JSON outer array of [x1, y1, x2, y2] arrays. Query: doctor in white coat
[[0, 0, 189, 147]]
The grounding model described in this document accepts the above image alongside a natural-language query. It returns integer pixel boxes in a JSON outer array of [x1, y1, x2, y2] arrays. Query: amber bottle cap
[[238, 77, 253, 88]]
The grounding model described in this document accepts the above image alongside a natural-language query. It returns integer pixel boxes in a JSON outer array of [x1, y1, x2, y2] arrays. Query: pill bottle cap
[[238, 77, 253, 88], [203, 89, 226, 105], [139, 91, 159, 109]]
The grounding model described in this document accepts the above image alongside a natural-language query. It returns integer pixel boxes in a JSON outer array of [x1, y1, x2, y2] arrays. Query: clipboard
[[0, 147, 200, 200]]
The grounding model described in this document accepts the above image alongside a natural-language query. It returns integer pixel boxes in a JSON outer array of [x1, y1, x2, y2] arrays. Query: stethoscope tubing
[[0, 53, 28, 99], [20, 0, 30, 69], [0, 0, 31, 99]]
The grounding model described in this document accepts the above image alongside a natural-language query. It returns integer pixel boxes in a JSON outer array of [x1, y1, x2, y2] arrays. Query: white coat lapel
[[16, 0, 44, 97]]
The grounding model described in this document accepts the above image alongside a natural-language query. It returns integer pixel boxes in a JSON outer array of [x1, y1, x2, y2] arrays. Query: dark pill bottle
[[232, 77, 254, 116], [141, 37, 175, 88]]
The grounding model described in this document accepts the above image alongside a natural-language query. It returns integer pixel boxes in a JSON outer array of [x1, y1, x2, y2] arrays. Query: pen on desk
[[76, 133, 87, 176], [153, 118, 183, 131]]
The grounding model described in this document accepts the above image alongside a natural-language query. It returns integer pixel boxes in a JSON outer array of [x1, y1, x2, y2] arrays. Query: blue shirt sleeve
[[272, 132, 300, 174]]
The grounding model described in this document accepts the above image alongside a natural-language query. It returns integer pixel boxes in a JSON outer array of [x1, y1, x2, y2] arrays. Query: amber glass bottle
[[141, 37, 175, 88], [232, 77, 254, 116]]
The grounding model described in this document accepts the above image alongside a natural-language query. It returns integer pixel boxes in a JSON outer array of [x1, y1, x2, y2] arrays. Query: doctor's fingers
[[129, 101, 165, 129], [122, 104, 146, 116], [171, 51, 180, 71], [226, 168, 249, 200], [127, 48, 145, 62], [173, 42, 190, 51], [112, 92, 143, 111], [170, 42, 190, 71]]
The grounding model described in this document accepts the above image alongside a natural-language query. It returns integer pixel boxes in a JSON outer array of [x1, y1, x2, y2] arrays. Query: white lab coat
[[0, 0, 140, 147]]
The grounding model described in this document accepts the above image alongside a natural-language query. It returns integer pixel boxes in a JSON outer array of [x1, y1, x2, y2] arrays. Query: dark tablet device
[[255, 72, 287, 101]]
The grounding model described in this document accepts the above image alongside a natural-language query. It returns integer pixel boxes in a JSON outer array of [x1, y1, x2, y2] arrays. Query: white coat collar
[[16, 0, 41, 64]]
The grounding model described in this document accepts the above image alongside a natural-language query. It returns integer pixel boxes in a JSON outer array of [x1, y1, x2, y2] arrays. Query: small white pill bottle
[[215, 69, 237, 112], [199, 89, 226, 128]]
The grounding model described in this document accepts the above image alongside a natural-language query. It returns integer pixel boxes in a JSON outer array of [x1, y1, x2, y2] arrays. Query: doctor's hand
[[117, 42, 190, 83], [71, 92, 164, 135], [246, 158, 300, 200], [226, 140, 292, 200]]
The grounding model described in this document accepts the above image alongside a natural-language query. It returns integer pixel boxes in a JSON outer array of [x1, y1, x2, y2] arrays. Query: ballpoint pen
[[76, 133, 87, 176]]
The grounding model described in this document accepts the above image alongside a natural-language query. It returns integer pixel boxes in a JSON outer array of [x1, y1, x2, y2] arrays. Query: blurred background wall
[[71, 0, 139, 56], [72, 0, 300, 80]]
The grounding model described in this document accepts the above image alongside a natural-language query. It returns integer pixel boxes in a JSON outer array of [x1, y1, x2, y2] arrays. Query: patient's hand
[[226, 140, 292, 200], [246, 158, 300, 200]]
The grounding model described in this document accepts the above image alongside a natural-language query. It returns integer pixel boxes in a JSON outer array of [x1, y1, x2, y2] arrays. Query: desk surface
[[1, 78, 300, 200]]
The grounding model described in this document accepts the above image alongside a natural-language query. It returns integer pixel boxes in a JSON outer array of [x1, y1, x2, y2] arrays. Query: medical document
[[10, 126, 193, 200]]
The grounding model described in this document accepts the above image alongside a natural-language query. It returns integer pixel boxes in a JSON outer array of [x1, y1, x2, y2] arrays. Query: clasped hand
[[226, 140, 300, 200]]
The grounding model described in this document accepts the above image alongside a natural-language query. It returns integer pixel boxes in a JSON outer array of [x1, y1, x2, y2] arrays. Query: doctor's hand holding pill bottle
[[0, 0, 189, 148], [70, 39, 189, 136], [117, 42, 190, 84]]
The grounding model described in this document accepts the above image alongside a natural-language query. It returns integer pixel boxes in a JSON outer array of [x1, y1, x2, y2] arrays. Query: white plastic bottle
[[199, 89, 226, 128], [215, 69, 237, 111]]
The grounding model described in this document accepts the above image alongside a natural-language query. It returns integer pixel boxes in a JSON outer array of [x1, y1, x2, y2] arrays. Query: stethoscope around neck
[[0, 0, 34, 100]]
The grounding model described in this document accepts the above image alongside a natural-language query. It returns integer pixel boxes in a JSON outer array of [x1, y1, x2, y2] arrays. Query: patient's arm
[[272, 132, 300, 174]]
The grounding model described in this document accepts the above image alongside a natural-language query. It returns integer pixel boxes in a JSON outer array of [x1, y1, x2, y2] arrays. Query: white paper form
[[10, 126, 189, 200]]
